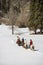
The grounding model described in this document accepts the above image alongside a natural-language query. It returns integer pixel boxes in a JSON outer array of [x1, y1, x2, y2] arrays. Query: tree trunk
[[40, 27, 42, 34], [12, 24, 14, 34], [40, 21, 42, 34], [35, 29, 36, 34]]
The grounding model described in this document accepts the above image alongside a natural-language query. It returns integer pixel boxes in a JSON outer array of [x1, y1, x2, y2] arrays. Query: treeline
[[0, 0, 10, 13], [28, 0, 43, 34], [0, 0, 30, 34], [0, 0, 43, 34]]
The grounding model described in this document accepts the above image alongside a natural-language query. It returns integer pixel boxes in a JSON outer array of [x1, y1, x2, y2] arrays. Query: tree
[[8, 0, 21, 34], [0, 0, 10, 13], [27, 0, 36, 33], [28, 0, 43, 34]]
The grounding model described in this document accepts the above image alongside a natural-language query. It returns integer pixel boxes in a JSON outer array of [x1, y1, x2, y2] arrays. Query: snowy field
[[0, 24, 43, 65]]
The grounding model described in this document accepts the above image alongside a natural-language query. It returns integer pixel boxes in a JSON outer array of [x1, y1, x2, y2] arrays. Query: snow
[[0, 24, 43, 65], [36, 29, 40, 32]]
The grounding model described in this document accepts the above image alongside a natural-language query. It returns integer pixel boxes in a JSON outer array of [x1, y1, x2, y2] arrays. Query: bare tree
[[8, 0, 21, 34]]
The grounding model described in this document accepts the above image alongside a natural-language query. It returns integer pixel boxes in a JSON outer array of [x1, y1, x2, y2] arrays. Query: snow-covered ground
[[0, 24, 43, 65]]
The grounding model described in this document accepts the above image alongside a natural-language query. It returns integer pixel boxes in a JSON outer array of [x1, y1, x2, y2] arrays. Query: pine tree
[[28, 0, 43, 34]]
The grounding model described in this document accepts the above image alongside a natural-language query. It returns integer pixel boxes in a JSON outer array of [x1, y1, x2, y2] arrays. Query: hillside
[[0, 24, 43, 65]]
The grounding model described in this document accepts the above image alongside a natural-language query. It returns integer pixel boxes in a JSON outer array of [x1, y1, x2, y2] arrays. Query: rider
[[16, 36, 21, 46], [29, 39, 34, 50], [22, 38, 28, 49], [21, 38, 25, 46]]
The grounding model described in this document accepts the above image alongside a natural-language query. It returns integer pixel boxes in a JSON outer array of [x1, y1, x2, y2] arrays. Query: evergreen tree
[[0, 0, 10, 13], [28, 0, 43, 34]]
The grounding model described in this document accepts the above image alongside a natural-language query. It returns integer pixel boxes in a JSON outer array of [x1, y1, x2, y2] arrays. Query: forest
[[0, 0, 43, 34]]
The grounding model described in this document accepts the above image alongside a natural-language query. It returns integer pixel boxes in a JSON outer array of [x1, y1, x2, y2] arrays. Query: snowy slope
[[0, 24, 43, 65]]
